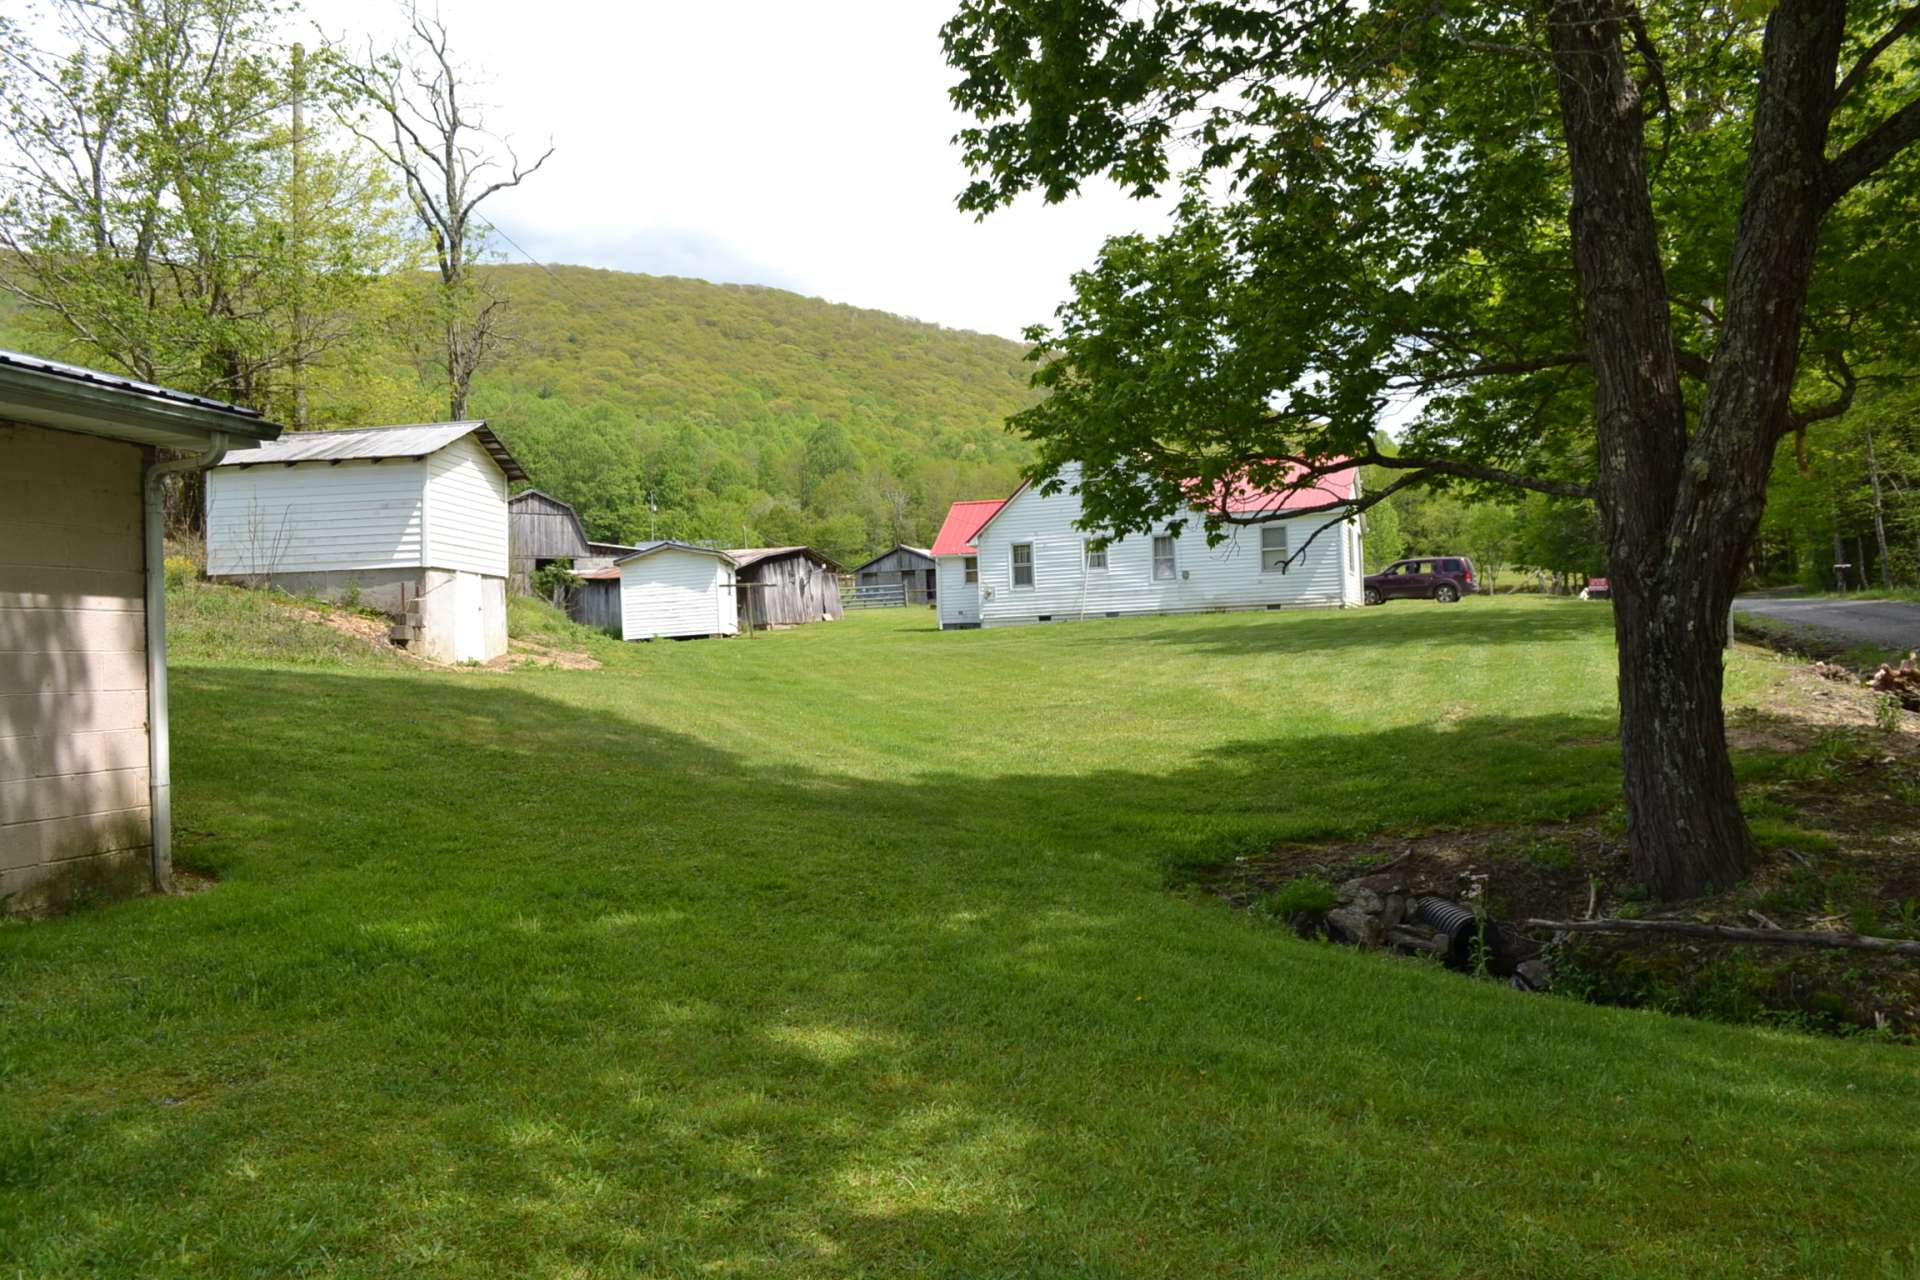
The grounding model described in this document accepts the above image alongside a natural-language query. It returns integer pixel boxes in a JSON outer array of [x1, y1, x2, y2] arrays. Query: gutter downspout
[[143, 432, 229, 893]]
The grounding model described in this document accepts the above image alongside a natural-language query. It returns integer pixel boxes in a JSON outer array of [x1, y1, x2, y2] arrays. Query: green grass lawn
[[4, 595, 1917, 1277], [1799, 586, 1920, 604]]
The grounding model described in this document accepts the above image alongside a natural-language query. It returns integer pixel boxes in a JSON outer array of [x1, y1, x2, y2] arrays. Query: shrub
[[1874, 692, 1901, 734], [532, 558, 582, 606], [163, 555, 197, 591], [1267, 877, 1337, 919]]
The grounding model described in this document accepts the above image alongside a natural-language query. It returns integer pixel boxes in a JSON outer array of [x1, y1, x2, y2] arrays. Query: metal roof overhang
[[0, 353, 280, 449]]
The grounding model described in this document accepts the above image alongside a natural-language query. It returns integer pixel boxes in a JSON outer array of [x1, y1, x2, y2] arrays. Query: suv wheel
[[1363, 586, 1383, 606], [1433, 583, 1460, 603]]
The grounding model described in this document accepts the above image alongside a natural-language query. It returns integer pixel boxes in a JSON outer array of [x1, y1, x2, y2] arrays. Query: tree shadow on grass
[[1, 668, 1914, 1276], [1051, 598, 1614, 658]]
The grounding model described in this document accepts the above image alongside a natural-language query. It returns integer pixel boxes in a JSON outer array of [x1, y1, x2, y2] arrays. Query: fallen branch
[[1524, 917, 1920, 957]]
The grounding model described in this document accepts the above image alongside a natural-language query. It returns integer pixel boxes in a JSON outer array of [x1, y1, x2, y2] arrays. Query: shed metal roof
[[848, 544, 934, 574], [213, 421, 528, 481], [0, 349, 268, 416], [724, 545, 845, 573], [0, 347, 281, 449], [611, 540, 738, 568]]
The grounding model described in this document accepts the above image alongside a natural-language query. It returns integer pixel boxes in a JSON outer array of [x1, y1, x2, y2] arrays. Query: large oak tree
[[943, 1, 1920, 899]]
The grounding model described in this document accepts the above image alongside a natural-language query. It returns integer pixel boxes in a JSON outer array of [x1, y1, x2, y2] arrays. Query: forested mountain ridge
[[1, 263, 1040, 564], [456, 265, 1040, 560], [479, 266, 1034, 450]]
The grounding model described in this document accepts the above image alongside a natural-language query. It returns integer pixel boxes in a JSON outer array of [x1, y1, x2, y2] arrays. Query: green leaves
[[0, 0, 409, 417], [941, 0, 1920, 550]]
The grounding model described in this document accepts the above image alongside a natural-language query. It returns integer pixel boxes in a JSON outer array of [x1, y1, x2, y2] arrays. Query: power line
[[477, 216, 585, 305]]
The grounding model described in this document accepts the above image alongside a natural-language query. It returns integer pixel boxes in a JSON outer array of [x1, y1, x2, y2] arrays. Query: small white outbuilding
[[205, 422, 527, 662], [614, 542, 739, 641]]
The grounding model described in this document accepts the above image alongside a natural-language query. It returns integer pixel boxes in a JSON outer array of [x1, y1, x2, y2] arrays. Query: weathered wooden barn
[[850, 544, 936, 605], [507, 489, 591, 593], [568, 567, 622, 633], [726, 547, 844, 628], [1, 349, 281, 913]]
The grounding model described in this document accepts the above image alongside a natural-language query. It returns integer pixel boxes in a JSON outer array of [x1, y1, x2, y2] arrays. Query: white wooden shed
[[205, 422, 527, 662], [615, 542, 739, 641], [0, 349, 280, 914]]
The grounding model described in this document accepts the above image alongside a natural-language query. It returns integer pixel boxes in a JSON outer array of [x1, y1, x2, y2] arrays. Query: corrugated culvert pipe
[[1411, 897, 1493, 968]]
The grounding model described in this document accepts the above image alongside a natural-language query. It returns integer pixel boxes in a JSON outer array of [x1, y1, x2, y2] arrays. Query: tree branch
[[1831, 5, 1920, 116], [1336, 450, 1593, 500], [1780, 353, 1859, 438], [1826, 94, 1920, 200], [1391, 349, 1589, 390], [1674, 348, 1712, 383]]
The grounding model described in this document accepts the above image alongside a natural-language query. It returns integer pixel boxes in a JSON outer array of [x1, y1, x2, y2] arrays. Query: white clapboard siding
[[935, 555, 981, 628], [620, 551, 737, 640], [424, 434, 510, 576], [973, 464, 1361, 626], [206, 458, 426, 575], [0, 423, 151, 888]]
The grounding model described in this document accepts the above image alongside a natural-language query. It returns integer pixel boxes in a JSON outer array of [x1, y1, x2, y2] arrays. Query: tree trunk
[[1610, 550, 1751, 899], [1548, 0, 1847, 900]]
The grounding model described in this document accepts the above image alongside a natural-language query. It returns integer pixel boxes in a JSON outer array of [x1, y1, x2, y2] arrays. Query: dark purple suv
[[1364, 557, 1478, 605]]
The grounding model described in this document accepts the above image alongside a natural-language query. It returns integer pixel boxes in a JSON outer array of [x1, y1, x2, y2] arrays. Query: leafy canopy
[[942, 2, 1920, 543]]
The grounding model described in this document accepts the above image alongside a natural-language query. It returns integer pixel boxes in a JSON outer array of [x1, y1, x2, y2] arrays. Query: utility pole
[[290, 42, 309, 428]]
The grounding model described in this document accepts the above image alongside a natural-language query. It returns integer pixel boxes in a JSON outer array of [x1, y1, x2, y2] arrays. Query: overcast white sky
[[307, 0, 1174, 341]]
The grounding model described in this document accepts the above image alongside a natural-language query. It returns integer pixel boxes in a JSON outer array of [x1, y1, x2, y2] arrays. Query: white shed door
[[453, 571, 486, 661]]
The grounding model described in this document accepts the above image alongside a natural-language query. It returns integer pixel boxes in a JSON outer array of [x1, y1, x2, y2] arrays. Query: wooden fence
[[844, 583, 908, 609]]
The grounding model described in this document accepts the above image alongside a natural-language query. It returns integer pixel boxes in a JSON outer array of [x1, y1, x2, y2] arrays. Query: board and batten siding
[[206, 457, 426, 576], [620, 552, 738, 640], [424, 434, 509, 577], [972, 465, 1361, 626], [0, 423, 152, 910]]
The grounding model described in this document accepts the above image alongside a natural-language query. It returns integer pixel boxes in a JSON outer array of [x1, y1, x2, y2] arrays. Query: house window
[[964, 556, 978, 584], [1084, 542, 1107, 572], [1011, 543, 1034, 588], [1261, 526, 1290, 573], [1152, 534, 1177, 581]]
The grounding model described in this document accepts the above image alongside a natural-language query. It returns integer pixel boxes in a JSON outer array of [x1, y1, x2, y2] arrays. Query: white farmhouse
[[205, 423, 527, 662], [614, 542, 740, 641], [932, 463, 1363, 630]]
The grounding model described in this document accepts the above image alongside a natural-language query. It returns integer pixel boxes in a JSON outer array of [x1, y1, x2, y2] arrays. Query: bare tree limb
[[1527, 916, 1920, 957], [326, 1, 553, 418]]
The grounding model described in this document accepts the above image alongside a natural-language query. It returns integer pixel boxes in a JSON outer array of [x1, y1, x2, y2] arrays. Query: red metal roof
[[934, 460, 1356, 557], [1199, 460, 1358, 515], [931, 499, 1007, 557]]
